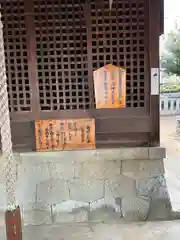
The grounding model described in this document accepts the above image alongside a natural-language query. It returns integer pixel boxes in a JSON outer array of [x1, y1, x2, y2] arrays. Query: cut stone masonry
[[0, 147, 173, 225]]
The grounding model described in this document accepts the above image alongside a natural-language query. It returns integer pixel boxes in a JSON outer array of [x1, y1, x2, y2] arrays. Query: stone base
[[0, 147, 172, 224]]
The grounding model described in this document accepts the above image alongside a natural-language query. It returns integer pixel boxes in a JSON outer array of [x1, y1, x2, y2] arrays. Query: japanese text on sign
[[35, 118, 95, 151], [93, 64, 126, 109]]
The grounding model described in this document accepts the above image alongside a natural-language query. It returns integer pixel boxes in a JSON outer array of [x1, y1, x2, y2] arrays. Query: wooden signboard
[[35, 118, 95, 151], [93, 64, 126, 109]]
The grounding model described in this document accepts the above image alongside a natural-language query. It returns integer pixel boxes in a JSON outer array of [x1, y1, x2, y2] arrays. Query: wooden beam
[[24, 0, 40, 115], [148, 0, 161, 146]]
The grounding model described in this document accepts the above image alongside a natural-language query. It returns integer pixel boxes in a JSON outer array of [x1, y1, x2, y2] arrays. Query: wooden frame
[[0, 0, 163, 151], [148, 0, 161, 146]]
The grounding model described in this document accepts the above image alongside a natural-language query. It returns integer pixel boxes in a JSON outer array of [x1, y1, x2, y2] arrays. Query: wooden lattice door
[[34, 0, 92, 111], [0, 0, 161, 150], [1, 0, 149, 115], [91, 0, 148, 108], [1, 0, 31, 113]]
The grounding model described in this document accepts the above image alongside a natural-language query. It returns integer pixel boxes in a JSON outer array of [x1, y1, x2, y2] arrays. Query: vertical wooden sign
[[5, 207, 22, 240], [35, 118, 95, 151], [93, 64, 126, 109]]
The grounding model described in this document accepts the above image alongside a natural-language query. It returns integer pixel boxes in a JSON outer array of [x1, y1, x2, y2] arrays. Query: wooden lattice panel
[[34, 0, 90, 111], [35, 118, 95, 151], [1, 0, 31, 112], [91, 0, 147, 107], [1, 0, 148, 114]]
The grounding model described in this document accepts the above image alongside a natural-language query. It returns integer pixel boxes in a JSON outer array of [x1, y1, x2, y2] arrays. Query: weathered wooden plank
[[34, 119, 95, 151], [10, 108, 149, 122], [96, 132, 149, 148], [149, 0, 160, 146], [96, 117, 150, 133]]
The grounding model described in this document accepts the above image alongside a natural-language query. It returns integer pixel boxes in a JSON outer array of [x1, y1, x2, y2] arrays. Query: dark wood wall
[[0, 0, 163, 152]]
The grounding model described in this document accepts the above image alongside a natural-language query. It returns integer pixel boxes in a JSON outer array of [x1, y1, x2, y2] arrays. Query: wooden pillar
[[148, 0, 162, 146]]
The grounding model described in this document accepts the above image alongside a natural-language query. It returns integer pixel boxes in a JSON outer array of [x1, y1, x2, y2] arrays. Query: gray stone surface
[[22, 202, 52, 226], [16, 179, 37, 208], [2, 220, 177, 240], [121, 196, 150, 221], [37, 179, 70, 204], [20, 152, 66, 163], [88, 205, 121, 222], [0, 145, 173, 223], [90, 198, 121, 213], [136, 175, 168, 198], [52, 200, 89, 223], [136, 174, 172, 220], [148, 198, 172, 220], [75, 161, 107, 180], [48, 160, 75, 180], [69, 179, 104, 202], [20, 162, 50, 183], [122, 159, 164, 180], [91, 148, 150, 161], [89, 198, 122, 222], [18, 147, 165, 163], [117, 147, 150, 160], [148, 147, 166, 159], [75, 160, 121, 180], [105, 176, 136, 198]]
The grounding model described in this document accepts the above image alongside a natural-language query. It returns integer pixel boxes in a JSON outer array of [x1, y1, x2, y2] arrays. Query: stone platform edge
[[10, 147, 166, 163]]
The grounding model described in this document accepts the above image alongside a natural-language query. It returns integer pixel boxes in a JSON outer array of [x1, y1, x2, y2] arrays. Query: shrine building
[[0, 0, 170, 224]]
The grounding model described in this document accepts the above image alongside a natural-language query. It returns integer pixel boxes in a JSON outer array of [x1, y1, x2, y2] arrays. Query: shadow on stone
[[88, 205, 122, 223]]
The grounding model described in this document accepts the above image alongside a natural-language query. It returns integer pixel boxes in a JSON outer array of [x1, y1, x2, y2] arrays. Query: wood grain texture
[[35, 119, 95, 151], [93, 64, 126, 109], [148, 0, 160, 146]]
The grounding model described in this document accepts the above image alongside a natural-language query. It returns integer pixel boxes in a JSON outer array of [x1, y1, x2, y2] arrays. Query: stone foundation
[[0, 147, 172, 225]]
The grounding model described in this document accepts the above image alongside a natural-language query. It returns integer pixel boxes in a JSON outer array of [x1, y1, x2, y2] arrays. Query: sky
[[164, 0, 180, 33], [160, 0, 180, 53]]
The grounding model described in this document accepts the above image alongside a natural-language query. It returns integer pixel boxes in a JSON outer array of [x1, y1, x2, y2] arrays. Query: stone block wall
[[0, 147, 172, 225]]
